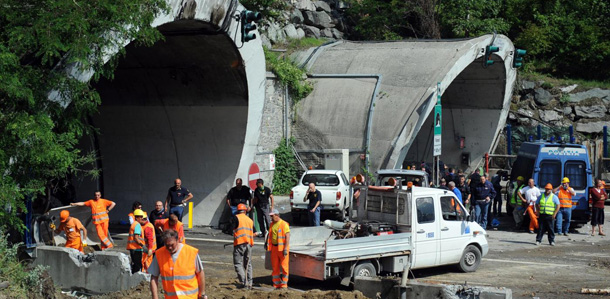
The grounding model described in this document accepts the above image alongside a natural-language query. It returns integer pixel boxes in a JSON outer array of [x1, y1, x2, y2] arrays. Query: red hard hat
[[237, 203, 247, 211]]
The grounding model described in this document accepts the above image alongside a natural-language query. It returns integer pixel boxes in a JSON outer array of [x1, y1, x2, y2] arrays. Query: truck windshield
[[378, 175, 424, 187], [538, 160, 561, 187], [302, 174, 340, 186], [564, 161, 587, 189]]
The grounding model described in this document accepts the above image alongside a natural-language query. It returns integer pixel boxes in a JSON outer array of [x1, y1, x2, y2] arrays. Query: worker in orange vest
[[52, 210, 87, 253], [140, 212, 157, 272], [126, 209, 146, 273], [154, 214, 185, 244], [233, 203, 254, 289], [554, 177, 576, 236], [267, 209, 290, 289], [149, 229, 207, 299], [71, 191, 115, 249]]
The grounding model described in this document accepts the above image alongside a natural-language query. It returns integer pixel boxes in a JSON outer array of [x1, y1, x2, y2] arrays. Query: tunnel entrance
[[73, 20, 249, 224], [403, 59, 507, 172]]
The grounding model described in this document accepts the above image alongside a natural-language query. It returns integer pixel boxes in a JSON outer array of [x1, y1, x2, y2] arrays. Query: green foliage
[[272, 139, 299, 195], [0, 0, 168, 230], [240, 0, 287, 21], [560, 94, 570, 103], [438, 0, 510, 37], [265, 47, 313, 102], [540, 82, 553, 89], [0, 231, 49, 297], [274, 37, 329, 54]]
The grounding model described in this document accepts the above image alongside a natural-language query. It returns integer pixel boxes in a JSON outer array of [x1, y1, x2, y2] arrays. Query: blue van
[[510, 141, 593, 225]]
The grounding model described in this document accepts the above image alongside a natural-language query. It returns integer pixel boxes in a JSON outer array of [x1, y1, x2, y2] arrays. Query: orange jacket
[[157, 245, 200, 299], [155, 219, 185, 244], [59, 217, 85, 243], [126, 222, 144, 250], [143, 221, 157, 251], [85, 199, 113, 224], [233, 213, 254, 246], [557, 188, 573, 208], [268, 219, 290, 251]]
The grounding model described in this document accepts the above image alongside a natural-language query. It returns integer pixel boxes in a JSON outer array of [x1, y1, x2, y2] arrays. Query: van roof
[[376, 169, 427, 175]]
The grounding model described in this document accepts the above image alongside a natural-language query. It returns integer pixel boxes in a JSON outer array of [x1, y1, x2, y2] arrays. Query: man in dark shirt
[[444, 168, 457, 184], [303, 183, 321, 226], [165, 178, 193, 222], [227, 178, 252, 215], [456, 175, 471, 209], [469, 168, 481, 190], [253, 179, 274, 237], [471, 175, 496, 230], [149, 200, 168, 247]]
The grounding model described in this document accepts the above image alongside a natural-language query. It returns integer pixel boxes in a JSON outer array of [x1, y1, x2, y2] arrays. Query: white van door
[[438, 196, 471, 264], [412, 196, 440, 268]]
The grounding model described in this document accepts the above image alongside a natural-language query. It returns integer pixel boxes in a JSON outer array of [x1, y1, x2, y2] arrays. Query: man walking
[[155, 214, 186, 244], [267, 209, 290, 289], [140, 212, 157, 273], [149, 230, 207, 299], [53, 210, 87, 253], [233, 204, 254, 289], [166, 178, 194, 222], [519, 179, 541, 233], [303, 183, 321, 226], [71, 191, 115, 250], [126, 209, 145, 273], [554, 177, 576, 236], [253, 179, 274, 237], [471, 175, 496, 230], [535, 184, 560, 246], [227, 178, 252, 215]]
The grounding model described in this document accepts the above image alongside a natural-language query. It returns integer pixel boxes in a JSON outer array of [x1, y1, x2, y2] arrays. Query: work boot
[[563, 233, 569, 236], [550, 242, 556, 246]]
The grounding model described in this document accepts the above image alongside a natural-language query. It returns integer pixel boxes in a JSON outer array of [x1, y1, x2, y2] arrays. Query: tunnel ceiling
[[94, 20, 248, 106]]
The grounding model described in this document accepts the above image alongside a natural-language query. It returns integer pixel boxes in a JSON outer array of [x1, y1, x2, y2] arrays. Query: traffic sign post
[[433, 82, 442, 186], [248, 163, 260, 190]]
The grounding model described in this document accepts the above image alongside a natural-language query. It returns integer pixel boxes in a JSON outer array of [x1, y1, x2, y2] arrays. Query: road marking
[[483, 258, 571, 267], [202, 260, 233, 266]]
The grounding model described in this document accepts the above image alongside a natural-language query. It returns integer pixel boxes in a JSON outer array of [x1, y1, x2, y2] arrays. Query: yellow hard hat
[[517, 176, 525, 181], [561, 177, 570, 183], [133, 209, 144, 217]]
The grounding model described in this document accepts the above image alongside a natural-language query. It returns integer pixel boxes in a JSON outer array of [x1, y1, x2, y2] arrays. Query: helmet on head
[[561, 177, 570, 183], [517, 176, 525, 181], [545, 183, 553, 190], [133, 209, 144, 217], [350, 177, 356, 184], [142, 212, 148, 219], [237, 203, 247, 211], [60, 210, 70, 222]]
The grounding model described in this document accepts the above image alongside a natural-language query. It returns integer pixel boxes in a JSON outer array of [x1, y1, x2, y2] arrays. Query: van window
[[302, 174, 340, 186], [440, 196, 466, 221], [340, 173, 349, 185], [564, 161, 587, 189], [378, 175, 425, 187], [538, 160, 561, 187], [416, 197, 435, 224]]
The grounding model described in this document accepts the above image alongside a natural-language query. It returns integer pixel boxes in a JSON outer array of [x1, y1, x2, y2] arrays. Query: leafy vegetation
[[0, 0, 168, 230], [272, 138, 299, 195], [264, 47, 314, 102], [0, 232, 49, 297], [241, 0, 287, 22]]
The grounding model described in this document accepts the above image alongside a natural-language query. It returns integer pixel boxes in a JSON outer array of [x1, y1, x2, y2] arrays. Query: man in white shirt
[[519, 179, 541, 233]]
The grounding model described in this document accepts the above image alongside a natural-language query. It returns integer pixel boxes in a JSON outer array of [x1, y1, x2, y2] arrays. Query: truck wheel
[[353, 261, 376, 279], [458, 245, 481, 272]]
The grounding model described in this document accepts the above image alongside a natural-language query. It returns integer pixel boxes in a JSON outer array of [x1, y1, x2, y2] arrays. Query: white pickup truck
[[271, 185, 488, 284], [290, 170, 352, 222]]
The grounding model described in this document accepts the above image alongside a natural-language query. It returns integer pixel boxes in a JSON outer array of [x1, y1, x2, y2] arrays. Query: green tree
[[438, 0, 510, 37], [0, 0, 168, 230]]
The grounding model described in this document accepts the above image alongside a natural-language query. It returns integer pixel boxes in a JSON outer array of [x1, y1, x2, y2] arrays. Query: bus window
[[538, 160, 561, 187], [564, 161, 587, 189]]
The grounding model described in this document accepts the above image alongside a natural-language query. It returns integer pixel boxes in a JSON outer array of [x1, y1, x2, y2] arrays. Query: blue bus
[[510, 141, 593, 225]]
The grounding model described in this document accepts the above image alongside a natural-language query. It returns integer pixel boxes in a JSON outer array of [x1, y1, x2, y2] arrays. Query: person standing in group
[[166, 178, 194, 222], [508, 176, 526, 228], [53, 210, 87, 253], [126, 209, 145, 273], [456, 175, 471, 210], [140, 212, 157, 273], [535, 184, 560, 246], [71, 191, 115, 250], [227, 178, 252, 216], [253, 179, 274, 237], [232, 204, 254, 289], [519, 179, 541, 234], [128, 201, 142, 225], [589, 179, 607, 236], [267, 209, 290, 289], [155, 214, 186, 244], [491, 172, 503, 217], [149, 230, 207, 299], [468, 168, 482, 190], [303, 183, 321, 226], [449, 181, 462, 203], [470, 175, 496, 230], [554, 177, 576, 236], [149, 200, 168, 247]]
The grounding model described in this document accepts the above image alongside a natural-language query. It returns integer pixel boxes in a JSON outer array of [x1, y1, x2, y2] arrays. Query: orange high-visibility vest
[[268, 219, 290, 251], [143, 221, 157, 251], [155, 219, 186, 244], [86, 199, 112, 224], [557, 188, 573, 208], [126, 222, 143, 250], [157, 245, 200, 299], [233, 213, 254, 246]]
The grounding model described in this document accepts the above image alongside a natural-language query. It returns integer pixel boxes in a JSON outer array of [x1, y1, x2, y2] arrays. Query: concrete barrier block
[[34, 246, 148, 294]]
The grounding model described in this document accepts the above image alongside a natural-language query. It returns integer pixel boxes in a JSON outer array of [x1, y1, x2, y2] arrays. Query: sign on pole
[[248, 163, 260, 190], [269, 154, 276, 170], [433, 82, 442, 157]]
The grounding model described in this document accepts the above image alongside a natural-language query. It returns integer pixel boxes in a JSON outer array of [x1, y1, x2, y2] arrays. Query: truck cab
[[510, 141, 593, 225]]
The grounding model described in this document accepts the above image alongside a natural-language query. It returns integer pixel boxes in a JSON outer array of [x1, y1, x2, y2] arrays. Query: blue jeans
[[308, 207, 320, 226], [556, 207, 572, 234], [475, 201, 490, 230], [170, 205, 184, 222]]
